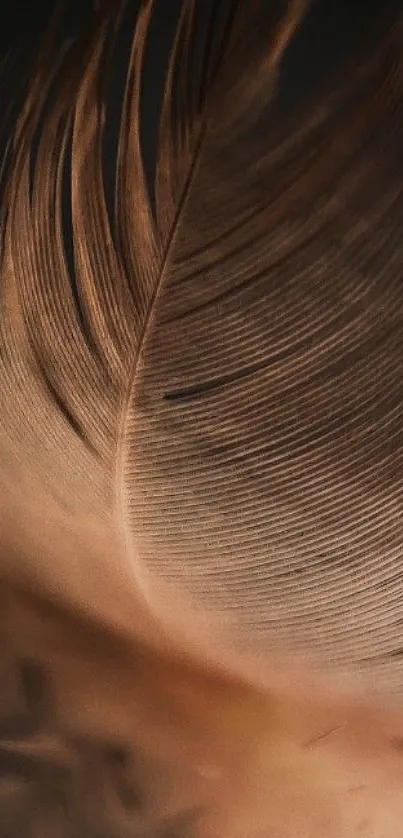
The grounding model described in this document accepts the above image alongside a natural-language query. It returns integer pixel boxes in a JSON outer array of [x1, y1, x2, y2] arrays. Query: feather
[[2, 0, 403, 835]]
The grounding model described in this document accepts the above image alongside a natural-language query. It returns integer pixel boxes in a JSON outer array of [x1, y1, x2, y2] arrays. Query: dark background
[[0, 0, 398, 86], [0, 0, 397, 231]]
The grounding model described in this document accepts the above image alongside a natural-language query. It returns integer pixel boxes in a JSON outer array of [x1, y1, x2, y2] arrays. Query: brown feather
[[2, 1, 403, 835]]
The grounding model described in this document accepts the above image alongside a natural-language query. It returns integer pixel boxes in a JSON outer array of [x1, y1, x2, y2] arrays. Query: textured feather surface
[[2, 0, 400, 688], [2, 0, 403, 834]]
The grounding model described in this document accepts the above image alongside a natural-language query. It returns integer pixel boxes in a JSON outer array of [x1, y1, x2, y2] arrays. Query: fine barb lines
[[2, 0, 403, 835]]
